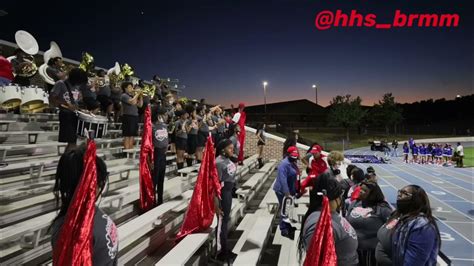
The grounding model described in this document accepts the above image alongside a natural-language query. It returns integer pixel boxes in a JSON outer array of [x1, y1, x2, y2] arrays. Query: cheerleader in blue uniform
[[412, 143, 419, 163], [403, 142, 409, 163], [447, 144, 453, 164], [419, 143, 427, 164], [435, 144, 443, 165], [427, 143, 433, 164]]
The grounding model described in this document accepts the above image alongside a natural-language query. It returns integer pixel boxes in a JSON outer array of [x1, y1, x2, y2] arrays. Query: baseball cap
[[287, 146, 299, 159], [310, 145, 323, 154]]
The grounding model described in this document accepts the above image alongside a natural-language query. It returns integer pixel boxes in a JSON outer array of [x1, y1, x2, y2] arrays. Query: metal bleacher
[[0, 112, 286, 265]]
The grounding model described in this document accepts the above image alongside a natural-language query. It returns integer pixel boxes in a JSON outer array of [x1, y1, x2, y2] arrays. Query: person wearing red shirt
[[299, 145, 328, 195], [0, 49, 14, 85]]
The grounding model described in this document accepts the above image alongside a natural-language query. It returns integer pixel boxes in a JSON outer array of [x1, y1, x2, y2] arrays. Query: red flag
[[304, 195, 337, 266], [139, 106, 155, 211], [53, 140, 97, 266], [237, 110, 246, 163], [176, 136, 222, 241]]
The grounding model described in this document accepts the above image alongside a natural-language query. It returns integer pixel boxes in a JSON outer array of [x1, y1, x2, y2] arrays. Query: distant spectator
[[391, 140, 398, 157], [402, 142, 409, 163], [256, 123, 266, 168], [455, 142, 464, 167], [283, 130, 299, 158]]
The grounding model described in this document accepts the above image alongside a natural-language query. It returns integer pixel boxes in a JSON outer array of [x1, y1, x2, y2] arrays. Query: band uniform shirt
[[50, 80, 81, 112], [46, 66, 62, 82], [121, 93, 139, 116], [186, 119, 198, 135], [174, 119, 187, 139], [229, 135, 240, 157], [97, 85, 111, 97], [152, 122, 169, 150], [303, 211, 359, 266], [51, 207, 119, 266], [216, 155, 237, 183]]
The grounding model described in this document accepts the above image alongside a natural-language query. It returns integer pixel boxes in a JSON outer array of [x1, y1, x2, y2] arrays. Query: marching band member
[[50, 144, 118, 265], [45, 57, 66, 92], [214, 139, 238, 262], [121, 82, 143, 149], [151, 107, 169, 206], [95, 69, 114, 119], [50, 68, 86, 152]]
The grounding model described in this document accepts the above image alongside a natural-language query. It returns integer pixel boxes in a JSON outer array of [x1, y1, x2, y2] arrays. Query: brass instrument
[[39, 41, 63, 85], [17, 58, 38, 77], [79, 52, 95, 76], [118, 63, 134, 81], [141, 83, 156, 98]]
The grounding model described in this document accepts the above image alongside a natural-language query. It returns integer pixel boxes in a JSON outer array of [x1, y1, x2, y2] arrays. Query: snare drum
[[76, 111, 108, 139], [0, 84, 22, 109], [21, 86, 45, 106]]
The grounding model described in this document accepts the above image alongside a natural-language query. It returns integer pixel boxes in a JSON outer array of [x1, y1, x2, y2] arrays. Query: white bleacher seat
[[156, 233, 209, 266], [0, 120, 16, 131], [118, 199, 184, 249], [233, 214, 274, 266], [0, 141, 66, 161], [235, 160, 276, 202]]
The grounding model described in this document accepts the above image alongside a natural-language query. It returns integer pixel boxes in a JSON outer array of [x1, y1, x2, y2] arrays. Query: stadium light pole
[[312, 84, 318, 105], [263, 81, 268, 122]]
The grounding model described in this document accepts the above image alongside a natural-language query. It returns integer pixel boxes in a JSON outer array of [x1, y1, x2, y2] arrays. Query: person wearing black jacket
[[151, 107, 169, 206]]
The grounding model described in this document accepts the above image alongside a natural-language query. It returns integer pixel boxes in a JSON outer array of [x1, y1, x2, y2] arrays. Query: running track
[[346, 147, 474, 266]]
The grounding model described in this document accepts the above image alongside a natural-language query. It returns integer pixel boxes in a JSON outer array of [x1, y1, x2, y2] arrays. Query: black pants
[[217, 182, 233, 253], [153, 148, 167, 205], [358, 249, 376, 266]]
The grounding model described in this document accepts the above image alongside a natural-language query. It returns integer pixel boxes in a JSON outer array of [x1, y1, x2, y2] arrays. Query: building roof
[[244, 99, 326, 115]]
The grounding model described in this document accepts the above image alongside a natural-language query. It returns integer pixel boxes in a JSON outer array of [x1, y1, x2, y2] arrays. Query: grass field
[[463, 147, 474, 167], [301, 132, 457, 151], [268, 128, 455, 152]]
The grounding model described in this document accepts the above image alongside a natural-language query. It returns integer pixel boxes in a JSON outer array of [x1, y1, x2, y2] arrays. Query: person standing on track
[[455, 142, 464, 167]]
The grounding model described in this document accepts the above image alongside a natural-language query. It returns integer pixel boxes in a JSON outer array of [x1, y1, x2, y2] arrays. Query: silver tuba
[[106, 62, 121, 87], [10, 30, 39, 77], [39, 41, 63, 85]]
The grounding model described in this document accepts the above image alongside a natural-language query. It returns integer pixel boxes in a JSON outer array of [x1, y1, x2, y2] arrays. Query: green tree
[[371, 93, 403, 134], [327, 94, 366, 141]]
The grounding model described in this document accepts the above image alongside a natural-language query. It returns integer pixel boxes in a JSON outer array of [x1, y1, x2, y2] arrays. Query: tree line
[[327, 93, 473, 141]]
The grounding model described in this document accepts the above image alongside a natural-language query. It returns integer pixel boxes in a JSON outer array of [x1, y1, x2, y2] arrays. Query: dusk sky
[[2, 0, 472, 107]]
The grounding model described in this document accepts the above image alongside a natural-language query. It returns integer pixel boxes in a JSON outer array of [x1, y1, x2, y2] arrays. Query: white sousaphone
[[106, 62, 121, 86], [39, 41, 63, 85], [7, 30, 40, 77]]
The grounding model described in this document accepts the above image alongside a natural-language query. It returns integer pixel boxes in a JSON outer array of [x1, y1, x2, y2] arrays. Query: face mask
[[331, 166, 341, 176], [396, 199, 413, 214], [288, 157, 297, 163]]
